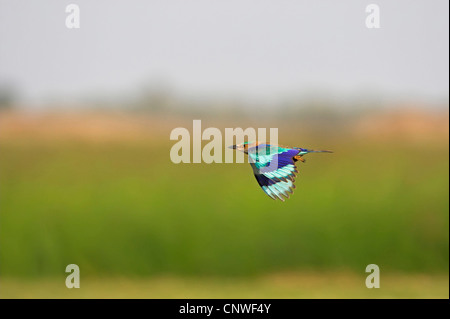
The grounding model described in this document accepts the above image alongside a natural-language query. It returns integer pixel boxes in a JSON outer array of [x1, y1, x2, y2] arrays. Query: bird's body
[[230, 142, 332, 201]]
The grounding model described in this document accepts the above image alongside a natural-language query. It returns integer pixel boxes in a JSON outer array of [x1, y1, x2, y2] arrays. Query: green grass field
[[1, 272, 448, 298], [0, 115, 448, 298]]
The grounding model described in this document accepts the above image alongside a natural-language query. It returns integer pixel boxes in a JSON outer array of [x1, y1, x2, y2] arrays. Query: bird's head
[[228, 141, 257, 154]]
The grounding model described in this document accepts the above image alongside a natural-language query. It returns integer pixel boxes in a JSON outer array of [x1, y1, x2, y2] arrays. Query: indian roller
[[229, 142, 332, 201]]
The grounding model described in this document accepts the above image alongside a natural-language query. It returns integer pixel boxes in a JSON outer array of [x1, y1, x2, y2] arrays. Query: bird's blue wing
[[248, 144, 300, 201]]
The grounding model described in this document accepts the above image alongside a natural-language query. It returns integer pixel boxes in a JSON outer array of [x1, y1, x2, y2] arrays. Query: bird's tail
[[295, 148, 333, 154]]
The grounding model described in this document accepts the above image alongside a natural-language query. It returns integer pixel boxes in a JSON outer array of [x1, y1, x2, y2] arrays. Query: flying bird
[[229, 142, 332, 201]]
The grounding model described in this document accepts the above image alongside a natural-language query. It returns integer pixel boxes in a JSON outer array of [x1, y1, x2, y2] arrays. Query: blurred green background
[[0, 108, 448, 298]]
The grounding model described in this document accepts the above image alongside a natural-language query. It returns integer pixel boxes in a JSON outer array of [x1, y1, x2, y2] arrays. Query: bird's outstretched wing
[[247, 144, 300, 201]]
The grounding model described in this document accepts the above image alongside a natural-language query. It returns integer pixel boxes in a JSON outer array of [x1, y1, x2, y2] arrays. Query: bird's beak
[[228, 145, 237, 149]]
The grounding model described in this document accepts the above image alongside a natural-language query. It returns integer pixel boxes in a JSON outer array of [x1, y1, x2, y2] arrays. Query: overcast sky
[[0, 0, 448, 107]]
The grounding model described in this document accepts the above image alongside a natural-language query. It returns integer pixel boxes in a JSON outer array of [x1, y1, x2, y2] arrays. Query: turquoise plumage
[[229, 142, 332, 201]]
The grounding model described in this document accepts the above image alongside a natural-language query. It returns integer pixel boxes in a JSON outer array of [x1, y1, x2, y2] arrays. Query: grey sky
[[0, 0, 448, 107]]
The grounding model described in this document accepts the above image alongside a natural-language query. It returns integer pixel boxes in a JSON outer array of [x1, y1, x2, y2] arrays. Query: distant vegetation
[[0, 110, 448, 278], [0, 85, 16, 110]]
